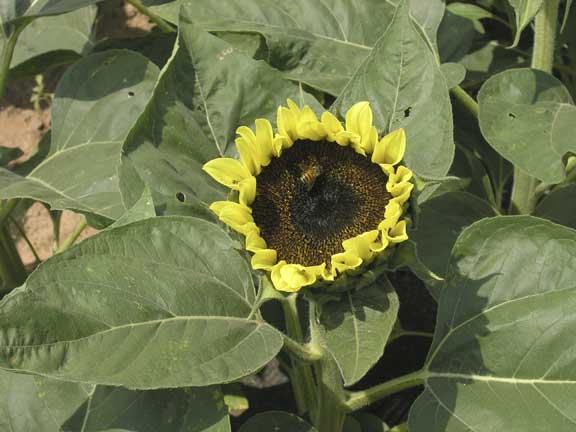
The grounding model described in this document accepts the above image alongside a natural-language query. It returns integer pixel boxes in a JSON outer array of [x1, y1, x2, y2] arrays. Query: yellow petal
[[246, 230, 267, 251], [277, 106, 297, 143], [388, 165, 413, 187], [271, 261, 296, 292], [280, 263, 317, 291], [321, 111, 344, 141], [297, 106, 326, 140], [386, 220, 408, 243], [255, 118, 274, 167], [330, 252, 363, 273], [345, 101, 374, 152], [217, 202, 256, 235], [370, 234, 390, 253], [235, 133, 260, 175], [342, 230, 380, 260], [239, 176, 256, 206], [251, 249, 277, 270], [208, 200, 230, 217], [202, 158, 251, 190], [389, 182, 414, 205], [372, 128, 406, 165], [379, 201, 403, 230], [286, 99, 302, 116]]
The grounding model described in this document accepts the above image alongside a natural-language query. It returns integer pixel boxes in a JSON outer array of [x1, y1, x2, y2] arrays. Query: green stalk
[[9, 215, 40, 263], [125, 0, 176, 33], [0, 20, 32, 103], [0, 199, 19, 227], [0, 226, 27, 290], [450, 85, 479, 118], [56, 218, 87, 253], [345, 369, 426, 412], [282, 295, 318, 417], [282, 334, 323, 362], [308, 301, 347, 432], [510, 0, 560, 214]]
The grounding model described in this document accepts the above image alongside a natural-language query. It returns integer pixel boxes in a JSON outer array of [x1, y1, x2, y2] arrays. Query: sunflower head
[[203, 100, 413, 293]]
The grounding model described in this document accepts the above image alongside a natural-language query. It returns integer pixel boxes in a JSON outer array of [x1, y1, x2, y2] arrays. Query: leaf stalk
[[125, 0, 176, 33]]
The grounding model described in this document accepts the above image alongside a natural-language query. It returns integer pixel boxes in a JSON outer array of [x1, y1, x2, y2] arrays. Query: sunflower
[[203, 100, 413, 292]]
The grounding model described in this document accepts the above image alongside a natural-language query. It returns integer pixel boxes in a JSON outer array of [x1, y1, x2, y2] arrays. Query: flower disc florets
[[203, 100, 413, 292]]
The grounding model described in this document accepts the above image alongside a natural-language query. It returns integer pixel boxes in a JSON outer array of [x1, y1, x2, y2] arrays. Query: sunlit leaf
[[508, 0, 543, 47], [409, 216, 576, 431], [0, 217, 283, 388]]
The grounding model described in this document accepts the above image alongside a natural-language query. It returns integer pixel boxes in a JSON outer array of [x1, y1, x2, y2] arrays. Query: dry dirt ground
[[1, 1, 154, 267]]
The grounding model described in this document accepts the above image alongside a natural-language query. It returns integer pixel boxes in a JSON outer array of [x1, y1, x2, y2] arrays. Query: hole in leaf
[[128, 91, 135, 97], [404, 107, 412, 118], [176, 192, 186, 202], [508, 112, 516, 119]]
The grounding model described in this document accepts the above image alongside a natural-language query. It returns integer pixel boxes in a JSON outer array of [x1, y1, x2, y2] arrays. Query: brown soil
[[1, 1, 152, 267]]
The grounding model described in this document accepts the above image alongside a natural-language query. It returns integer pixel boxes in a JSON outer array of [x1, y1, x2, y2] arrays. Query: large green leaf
[[533, 184, 576, 230], [239, 411, 317, 432], [332, 0, 454, 178], [9, 6, 96, 72], [120, 5, 320, 216], [318, 277, 399, 386], [0, 217, 283, 388], [409, 216, 576, 431], [0, 369, 230, 431], [0, 50, 158, 220], [411, 192, 498, 279], [478, 68, 576, 184], [0, 0, 105, 25], [151, 0, 444, 96], [508, 0, 543, 47]]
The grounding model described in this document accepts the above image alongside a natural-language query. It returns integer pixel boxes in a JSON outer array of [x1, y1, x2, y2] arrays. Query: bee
[[298, 156, 322, 191]]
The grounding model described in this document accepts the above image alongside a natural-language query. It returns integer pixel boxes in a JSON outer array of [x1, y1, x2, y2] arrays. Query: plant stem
[[125, 0, 176, 33], [0, 226, 27, 290], [282, 295, 317, 417], [510, 0, 560, 214], [0, 199, 19, 227], [8, 215, 40, 263], [282, 334, 323, 362], [345, 369, 426, 412], [0, 20, 31, 103], [450, 85, 479, 118], [388, 329, 434, 344], [56, 218, 87, 253]]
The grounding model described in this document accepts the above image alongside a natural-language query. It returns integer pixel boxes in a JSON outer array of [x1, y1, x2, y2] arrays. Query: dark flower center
[[251, 139, 390, 267]]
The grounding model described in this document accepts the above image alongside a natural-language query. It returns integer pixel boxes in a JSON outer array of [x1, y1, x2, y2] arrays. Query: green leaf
[[332, 0, 454, 178], [152, 0, 444, 96], [447, 2, 496, 21], [533, 184, 576, 230], [10, 6, 96, 71], [441, 63, 466, 89], [0, 0, 104, 25], [0, 217, 283, 388], [318, 277, 399, 386], [411, 191, 498, 278], [120, 5, 321, 217], [239, 411, 317, 432], [343, 417, 362, 432], [409, 216, 576, 431], [0, 368, 230, 431], [108, 186, 155, 229], [0, 50, 159, 220], [0, 146, 22, 166], [561, 0, 574, 32], [352, 412, 389, 432], [458, 40, 527, 82], [478, 68, 576, 184], [508, 0, 543, 47]]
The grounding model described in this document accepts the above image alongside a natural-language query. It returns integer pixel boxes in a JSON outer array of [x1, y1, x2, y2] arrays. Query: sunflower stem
[[282, 294, 318, 417], [282, 334, 323, 362], [56, 217, 87, 253], [510, 0, 559, 214], [450, 85, 479, 118], [344, 369, 426, 412]]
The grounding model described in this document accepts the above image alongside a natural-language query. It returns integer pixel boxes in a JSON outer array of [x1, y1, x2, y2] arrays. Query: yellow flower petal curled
[[206, 100, 413, 292], [386, 220, 408, 243], [252, 249, 277, 270], [238, 176, 256, 206], [372, 128, 406, 165], [202, 158, 251, 189], [345, 101, 375, 153]]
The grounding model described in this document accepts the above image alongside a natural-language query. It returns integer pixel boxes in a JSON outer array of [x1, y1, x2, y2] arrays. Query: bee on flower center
[[297, 156, 323, 191]]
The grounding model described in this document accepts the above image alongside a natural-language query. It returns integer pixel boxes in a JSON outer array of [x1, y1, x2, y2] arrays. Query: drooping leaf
[[151, 0, 445, 96], [120, 5, 321, 216], [332, 0, 454, 178], [9, 6, 96, 73], [0, 50, 159, 220], [318, 276, 399, 386], [533, 184, 576, 230], [0, 369, 230, 431], [239, 411, 318, 432], [438, 9, 478, 63], [0, 217, 283, 388], [411, 191, 498, 278], [508, 0, 543, 47], [409, 216, 576, 431], [478, 68, 576, 184]]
